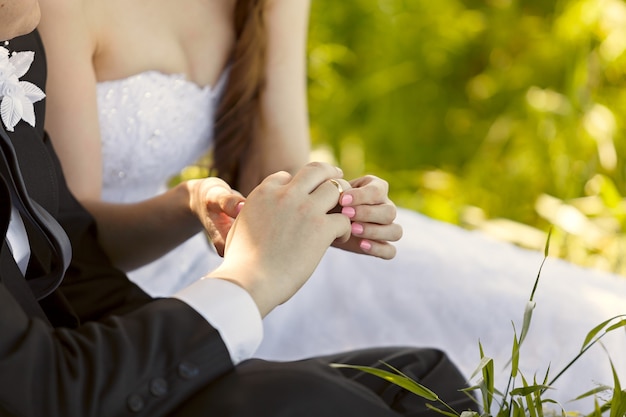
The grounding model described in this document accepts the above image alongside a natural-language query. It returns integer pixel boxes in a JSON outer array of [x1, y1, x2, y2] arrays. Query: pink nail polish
[[341, 194, 353, 206], [360, 240, 372, 251], [341, 206, 356, 218], [236, 201, 245, 214], [351, 223, 364, 235]]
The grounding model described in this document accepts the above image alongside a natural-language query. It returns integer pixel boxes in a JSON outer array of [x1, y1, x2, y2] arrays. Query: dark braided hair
[[211, 0, 268, 189]]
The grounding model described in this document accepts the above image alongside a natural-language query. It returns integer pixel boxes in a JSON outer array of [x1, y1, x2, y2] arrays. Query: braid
[[211, 0, 268, 188]]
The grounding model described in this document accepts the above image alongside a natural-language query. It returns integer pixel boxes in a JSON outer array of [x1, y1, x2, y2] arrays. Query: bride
[[38, 0, 626, 409]]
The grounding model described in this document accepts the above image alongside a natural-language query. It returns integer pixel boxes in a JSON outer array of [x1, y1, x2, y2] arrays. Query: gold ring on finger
[[328, 178, 344, 194]]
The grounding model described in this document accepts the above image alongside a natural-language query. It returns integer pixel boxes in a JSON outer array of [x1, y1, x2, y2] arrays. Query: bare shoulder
[[39, 0, 88, 25], [38, 0, 98, 54]]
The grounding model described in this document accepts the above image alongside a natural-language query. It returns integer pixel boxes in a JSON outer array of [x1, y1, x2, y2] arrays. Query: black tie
[[0, 122, 71, 300]]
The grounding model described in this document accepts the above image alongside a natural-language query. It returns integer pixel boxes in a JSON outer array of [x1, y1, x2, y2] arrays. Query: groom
[[0, 2, 477, 416]]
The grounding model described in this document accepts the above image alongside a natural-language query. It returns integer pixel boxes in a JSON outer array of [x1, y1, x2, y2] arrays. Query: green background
[[306, 0, 626, 275]]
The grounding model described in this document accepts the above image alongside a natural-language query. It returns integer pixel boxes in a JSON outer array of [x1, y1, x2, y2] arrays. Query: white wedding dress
[[97, 71, 626, 411]]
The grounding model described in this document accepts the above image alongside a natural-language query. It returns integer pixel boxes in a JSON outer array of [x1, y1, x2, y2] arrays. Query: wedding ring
[[328, 178, 344, 194]]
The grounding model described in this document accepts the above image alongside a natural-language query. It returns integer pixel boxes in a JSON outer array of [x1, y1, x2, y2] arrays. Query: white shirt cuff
[[173, 278, 263, 365]]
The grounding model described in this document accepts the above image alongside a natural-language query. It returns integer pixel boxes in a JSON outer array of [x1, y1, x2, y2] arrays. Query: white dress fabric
[[97, 71, 626, 411]]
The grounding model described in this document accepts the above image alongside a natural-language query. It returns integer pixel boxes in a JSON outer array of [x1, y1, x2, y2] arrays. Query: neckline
[[97, 69, 230, 96]]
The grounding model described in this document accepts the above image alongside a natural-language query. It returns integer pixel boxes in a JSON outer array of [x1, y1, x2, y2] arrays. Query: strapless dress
[[97, 70, 227, 295]]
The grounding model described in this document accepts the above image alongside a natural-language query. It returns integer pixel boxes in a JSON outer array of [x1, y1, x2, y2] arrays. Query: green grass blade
[[572, 386, 613, 401], [425, 403, 459, 417], [470, 354, 493, 380], [609, 360, 625, 417], [606, 319, 626, 333], [529, 228, 551, 302], [520, 375, 539, 417], [511, 325, 520, 378], [581, 318, 616, 350], [510, 385, 552, 396], [518, 300, 536, 346], [330, 363, 439, 401]]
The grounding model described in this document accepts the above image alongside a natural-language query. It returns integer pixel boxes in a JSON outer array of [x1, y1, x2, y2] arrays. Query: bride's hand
[[186, 178, 246, 256], [331, 175, 403, 260]]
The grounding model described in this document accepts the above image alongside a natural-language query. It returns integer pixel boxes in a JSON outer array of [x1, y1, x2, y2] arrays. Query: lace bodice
[[97, 71, 227, 203]]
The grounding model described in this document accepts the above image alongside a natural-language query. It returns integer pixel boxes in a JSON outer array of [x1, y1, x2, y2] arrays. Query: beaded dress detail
[[98, 71, 227, 202], [97, 71, 228, 294]]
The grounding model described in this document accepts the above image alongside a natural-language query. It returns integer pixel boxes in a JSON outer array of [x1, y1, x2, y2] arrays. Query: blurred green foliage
[[307, 0, 626, 274]]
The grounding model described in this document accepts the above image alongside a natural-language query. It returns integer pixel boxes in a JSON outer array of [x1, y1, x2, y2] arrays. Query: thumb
[[204, 186, 245, 217], [217, 193, 246, 218]]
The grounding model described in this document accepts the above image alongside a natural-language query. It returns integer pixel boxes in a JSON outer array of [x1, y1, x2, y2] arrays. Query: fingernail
[[341, 206, 356, 218], [236, 201, 245, 214], [340, 194, 353, 206], [351, 223, 364, 235], [360, 240, 372, 251]]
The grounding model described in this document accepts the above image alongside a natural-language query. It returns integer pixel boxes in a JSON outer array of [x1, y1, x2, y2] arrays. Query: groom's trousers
[[169, 347, 478, 417]]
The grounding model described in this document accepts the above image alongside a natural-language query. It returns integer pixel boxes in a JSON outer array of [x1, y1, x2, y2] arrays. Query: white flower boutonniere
[[0, 44, 45, 132]]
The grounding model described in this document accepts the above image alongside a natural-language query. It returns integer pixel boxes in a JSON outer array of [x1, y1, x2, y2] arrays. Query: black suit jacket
[[0, 31, 233, 417]]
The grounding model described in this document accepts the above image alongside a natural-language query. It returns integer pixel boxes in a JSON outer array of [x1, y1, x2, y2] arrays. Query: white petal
[[20, 81, 45, 102], [1, 77, 22, 97], [0, 61, 10, 75], [0, 98, 12, 131], [21, 99, 36, 127], [1, 96, 23, 131], [9, 51, 35, 78]]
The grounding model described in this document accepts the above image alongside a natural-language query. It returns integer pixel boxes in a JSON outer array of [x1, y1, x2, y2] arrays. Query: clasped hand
[[189, 163, 402, 259], [188, 162, 402, 316], [188, 163, 402, 261]]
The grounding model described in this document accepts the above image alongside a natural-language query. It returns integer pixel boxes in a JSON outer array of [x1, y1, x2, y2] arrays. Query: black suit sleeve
[[0, 283, 234, 417]]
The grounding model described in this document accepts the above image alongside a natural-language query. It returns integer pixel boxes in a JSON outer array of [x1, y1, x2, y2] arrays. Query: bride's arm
[[77, 178, 244, 272], [239, 0, 403, 259], [38, 0, 103, 201], [37, 0, 243, 271]]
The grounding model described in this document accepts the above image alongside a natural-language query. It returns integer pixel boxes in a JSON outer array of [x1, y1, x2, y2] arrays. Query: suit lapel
[[0, 177, 51, 323], [0, 31, 72, 301]]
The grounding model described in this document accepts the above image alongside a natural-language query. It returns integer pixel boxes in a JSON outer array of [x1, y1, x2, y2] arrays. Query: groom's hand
[[206, 162, 352, 317], [187, 178, 246, 256]]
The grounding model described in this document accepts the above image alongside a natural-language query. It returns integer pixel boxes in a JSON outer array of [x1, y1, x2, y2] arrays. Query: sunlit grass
[[333, 232, 626, 416]]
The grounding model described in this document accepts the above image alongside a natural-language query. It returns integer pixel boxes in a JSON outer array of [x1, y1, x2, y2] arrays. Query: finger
[[216, 193, 247, 218], [360, 240, 397, 260], [325, 179, 351, 214], [333, 237, 397, 260], [328, 212, 352, 243], [205, 213, 235, 256], [312, 178, 351, 214], [289, 162, 344, 195], [342, 175, 389, 206], [343, 203, 397, 225], [261, 170, 293, 187], [350, 222, 403, 243]]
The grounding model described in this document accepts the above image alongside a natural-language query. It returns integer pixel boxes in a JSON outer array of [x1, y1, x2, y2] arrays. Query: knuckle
[[306, 161, 326, 170]]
